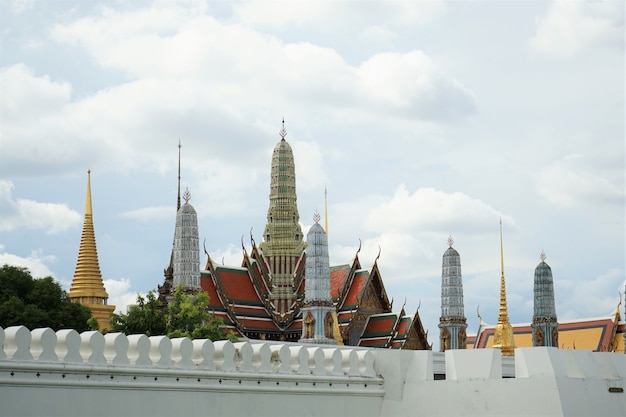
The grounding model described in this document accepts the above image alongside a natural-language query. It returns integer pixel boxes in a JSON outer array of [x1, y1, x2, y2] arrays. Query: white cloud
[[207, 243, 244, 268], [356, 51, 476, 121], [536, 154, 624, 206], [0, 249, 57, 278], [367, 185, 512, 234], [234, 1, 445, 31], [8, 0, 36, 14], [120, 206, 174, 221], [530, 0, 624, 57], [0, 64, 104, 175], [0, 180, 81, 233], [291, 140, 327, 192], [48, 5, 474, 123], [556, 267, 624, 319], [103, 277, 141, 313], [0, 64, 72, 124]]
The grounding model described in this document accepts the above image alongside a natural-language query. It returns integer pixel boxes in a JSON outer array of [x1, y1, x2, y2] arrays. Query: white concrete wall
[[1, 326, 624, 417]]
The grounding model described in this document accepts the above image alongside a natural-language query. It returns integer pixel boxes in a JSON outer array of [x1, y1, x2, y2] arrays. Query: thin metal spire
[[177, 140, 182, 211], [324, 186, 329, 240]]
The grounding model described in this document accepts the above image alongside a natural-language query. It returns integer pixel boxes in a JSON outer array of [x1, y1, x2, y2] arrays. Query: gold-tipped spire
[[493, 218, 515, 356], [85, 169, 93, 215], [68, 170, 115, 331]]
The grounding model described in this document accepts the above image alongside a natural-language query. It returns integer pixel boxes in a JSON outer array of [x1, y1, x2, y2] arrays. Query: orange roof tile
[[361, 314, 398, 338], [216, 267, 263, 305], [358, 337, 389, 348], [239, 317, 280, 330], [200, 273, 226, 310], [340, 271, 368, 309], [394, 316, 412, 339], [330, 265, 350, 299]]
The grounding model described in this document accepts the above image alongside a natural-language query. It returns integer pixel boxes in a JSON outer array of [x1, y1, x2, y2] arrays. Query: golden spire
[[68, 170, 115, 331], [85, 169, 93, 215], [493, 218, 515, 356]]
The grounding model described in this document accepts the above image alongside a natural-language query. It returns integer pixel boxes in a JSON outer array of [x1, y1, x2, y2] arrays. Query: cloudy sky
[[1, 0, 624, 348]]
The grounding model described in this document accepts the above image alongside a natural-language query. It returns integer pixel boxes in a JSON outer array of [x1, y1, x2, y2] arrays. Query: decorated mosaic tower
[[532, 251, 559, 347], [259, 120, 306, 315], [300, 212, 337, 345], [173, 188, 200, 291], [438, 236, 467, 351]]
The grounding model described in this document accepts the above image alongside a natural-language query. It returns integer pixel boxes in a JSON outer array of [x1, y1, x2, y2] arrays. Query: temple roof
[[358, 311, 422, 349], [199, 247, 426, 348]]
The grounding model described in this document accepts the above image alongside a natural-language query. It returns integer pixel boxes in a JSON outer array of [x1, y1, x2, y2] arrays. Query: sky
[[1, 0, 624, 349]]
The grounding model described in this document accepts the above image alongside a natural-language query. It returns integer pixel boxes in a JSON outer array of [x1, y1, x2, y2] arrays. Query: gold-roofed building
[[468, 306, 624, 352], [68, 170, 115, 331]]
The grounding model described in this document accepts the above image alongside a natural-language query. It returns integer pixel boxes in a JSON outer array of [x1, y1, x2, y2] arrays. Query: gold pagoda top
[[68, 170, 110, 301], [492, 219, 516, 356]]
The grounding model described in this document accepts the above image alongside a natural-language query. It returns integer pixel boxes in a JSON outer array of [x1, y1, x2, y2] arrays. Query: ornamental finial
[[279, 118, 287, 139], [183, 187, 191, 203], [447, 234, 454, 248], [313, 211, 321, 224], [540, 250, 546, 262]]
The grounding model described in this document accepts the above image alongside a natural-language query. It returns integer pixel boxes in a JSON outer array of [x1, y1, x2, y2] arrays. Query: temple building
[[532, 251, 558, 347], [468, 247, 624, 353], [159, 122, 430, 349], [438, 236, 467, 351], [299, 212, 338, 345], [469, 302, 624, 353], [172, 188, 201, 291], [68, 170, 115, 331]]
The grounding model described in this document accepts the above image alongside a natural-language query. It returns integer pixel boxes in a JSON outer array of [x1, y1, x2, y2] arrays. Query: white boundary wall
[[1, 326, 624, 417]]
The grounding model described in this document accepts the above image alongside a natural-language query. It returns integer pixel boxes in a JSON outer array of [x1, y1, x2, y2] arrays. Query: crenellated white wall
[[1, 326, 624, 417]]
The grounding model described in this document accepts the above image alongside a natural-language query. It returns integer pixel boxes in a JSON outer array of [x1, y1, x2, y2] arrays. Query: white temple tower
[[438, 236, 467, 351], [173, 188, 200, 291], [300, 213, 337, 345]]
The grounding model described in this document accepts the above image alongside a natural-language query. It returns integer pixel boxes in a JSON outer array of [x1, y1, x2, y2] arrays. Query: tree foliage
[[110, 290, 167, 336], [0, 264, 93, 331], [110, 285, 237, 341]]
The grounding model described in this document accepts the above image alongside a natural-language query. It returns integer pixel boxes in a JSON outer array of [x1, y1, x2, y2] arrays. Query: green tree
[[167, 285, 237, 341], [110, 285, 237, 341], [110, 290, 167, 336], [0, 264, 93, 331]]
